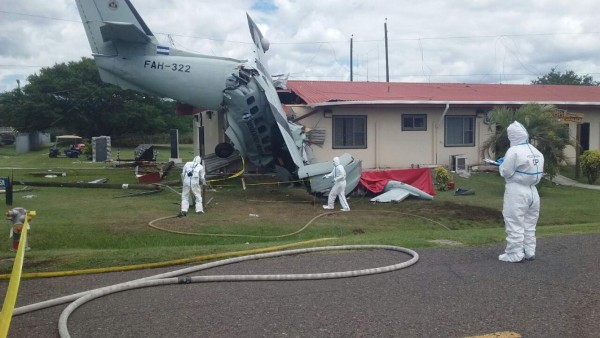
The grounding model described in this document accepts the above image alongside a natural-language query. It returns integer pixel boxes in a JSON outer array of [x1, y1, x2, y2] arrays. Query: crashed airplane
[[75, 0, 361, 196]]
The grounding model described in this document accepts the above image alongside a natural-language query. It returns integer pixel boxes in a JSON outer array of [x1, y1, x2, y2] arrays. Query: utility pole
[[350, 35, 353, 82], [384, 18, 389, 82]]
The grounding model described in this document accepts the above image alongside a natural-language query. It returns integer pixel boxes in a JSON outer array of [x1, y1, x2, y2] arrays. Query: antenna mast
[[350, 35, 354, 82], [385, 18, 389, 82]]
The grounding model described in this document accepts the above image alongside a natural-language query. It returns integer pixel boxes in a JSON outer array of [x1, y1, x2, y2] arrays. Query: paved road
[[3, 233, 600, 338]]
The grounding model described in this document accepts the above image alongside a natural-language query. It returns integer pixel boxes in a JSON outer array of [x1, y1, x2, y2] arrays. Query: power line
[[0, 10, 80, 23], [390, 31, 600, 42], [3, 9, 599, 84], [289, 72, 600, 80], [2, 10, 600, 45], [0, 65, 44, 68]]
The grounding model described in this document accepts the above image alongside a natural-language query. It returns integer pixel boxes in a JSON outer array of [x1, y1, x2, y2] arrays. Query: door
[[580, 122, 590, 152]]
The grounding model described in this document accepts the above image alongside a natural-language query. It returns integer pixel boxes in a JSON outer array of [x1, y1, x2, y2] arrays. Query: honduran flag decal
[[157, 45, 170, 55]]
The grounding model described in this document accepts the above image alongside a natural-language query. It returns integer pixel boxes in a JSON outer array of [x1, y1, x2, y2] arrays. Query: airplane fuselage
[[96, 53, 291, 171], [94, 54, 244, 110], [75, 0, 363, 197]]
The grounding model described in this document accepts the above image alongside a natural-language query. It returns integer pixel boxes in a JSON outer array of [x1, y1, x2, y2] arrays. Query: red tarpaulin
[[359, 168, 436, 195]]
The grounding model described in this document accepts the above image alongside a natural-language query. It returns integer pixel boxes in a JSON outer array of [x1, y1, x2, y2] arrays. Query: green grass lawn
[[1, 144, 599, 274]]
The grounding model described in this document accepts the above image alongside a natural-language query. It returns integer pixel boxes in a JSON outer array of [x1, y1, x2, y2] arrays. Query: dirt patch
[[404, 201, 503, 222], [440, 201, 503, 222]]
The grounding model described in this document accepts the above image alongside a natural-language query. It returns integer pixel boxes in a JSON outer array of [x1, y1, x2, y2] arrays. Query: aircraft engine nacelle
[[221, 69, 276, 168]]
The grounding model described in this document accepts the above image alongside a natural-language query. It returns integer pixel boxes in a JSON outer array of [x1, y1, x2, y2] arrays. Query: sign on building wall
[[554, 110, 584, 124]]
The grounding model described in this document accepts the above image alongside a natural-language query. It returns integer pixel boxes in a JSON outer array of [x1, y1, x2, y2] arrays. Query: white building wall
[[293, 105, 496, 170], [293, 104, 600, 170], [436, 110, 496, 170], [193, 110, 224, 158]]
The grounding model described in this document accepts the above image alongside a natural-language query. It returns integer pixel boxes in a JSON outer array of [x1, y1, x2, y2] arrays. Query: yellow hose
[[2, 209, 447, 280], [148, 211, 342, 238], [148, 209, 450, 238], [0, 238, 335, 280]]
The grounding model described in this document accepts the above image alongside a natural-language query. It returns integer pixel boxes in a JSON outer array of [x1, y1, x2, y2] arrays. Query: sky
[[1, 0, 599, 92]]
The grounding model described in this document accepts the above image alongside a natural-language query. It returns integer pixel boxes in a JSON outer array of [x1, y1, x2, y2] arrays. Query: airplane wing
[[246, 14, 270, 76], [246, 14, 305, 168]]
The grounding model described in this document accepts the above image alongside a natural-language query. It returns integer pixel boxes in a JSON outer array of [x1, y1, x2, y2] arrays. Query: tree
[[0, 58, 190, 140], [532, 68, 599, 86], [481, 103, 574, 181]]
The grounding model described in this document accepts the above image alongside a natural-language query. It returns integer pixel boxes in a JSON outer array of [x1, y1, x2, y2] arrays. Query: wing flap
[[370, 189, 411, 203], [383, 181, 433, 200]]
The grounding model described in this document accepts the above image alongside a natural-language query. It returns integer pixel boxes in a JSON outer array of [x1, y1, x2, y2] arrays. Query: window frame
[[444, 115, 475, 147], [401, 114, 427, 131], [332, 115, 367, 149]]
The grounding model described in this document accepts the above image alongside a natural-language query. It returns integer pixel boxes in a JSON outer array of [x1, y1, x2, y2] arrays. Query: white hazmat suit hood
[[507, 121, 529, 147], [500, 121, 544, 186]]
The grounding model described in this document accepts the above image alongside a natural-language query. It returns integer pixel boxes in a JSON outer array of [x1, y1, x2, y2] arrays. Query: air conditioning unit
[[451, 155, 468, 173]]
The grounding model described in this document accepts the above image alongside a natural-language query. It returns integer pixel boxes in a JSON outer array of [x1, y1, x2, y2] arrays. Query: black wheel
[[215, 143, 234, 158]]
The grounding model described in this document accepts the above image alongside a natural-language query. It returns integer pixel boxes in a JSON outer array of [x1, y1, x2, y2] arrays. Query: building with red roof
[[279, 81, 600, 170]]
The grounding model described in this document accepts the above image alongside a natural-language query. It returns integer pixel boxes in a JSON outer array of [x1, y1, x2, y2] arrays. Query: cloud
[[1, 0, 599, 92]]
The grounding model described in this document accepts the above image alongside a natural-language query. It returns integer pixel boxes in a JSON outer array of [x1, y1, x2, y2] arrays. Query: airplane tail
[[75, 0, 159, 56]]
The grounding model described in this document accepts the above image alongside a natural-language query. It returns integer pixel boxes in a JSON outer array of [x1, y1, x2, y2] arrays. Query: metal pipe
[[433, 103, 450, 164]]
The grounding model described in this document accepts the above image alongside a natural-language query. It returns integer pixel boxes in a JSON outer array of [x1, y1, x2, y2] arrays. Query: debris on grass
[[428, 239, 462, 246]]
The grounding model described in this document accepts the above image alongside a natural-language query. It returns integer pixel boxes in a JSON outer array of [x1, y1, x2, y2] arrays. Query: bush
[[82, 140, 93, 160], [434, 166, 452, 191], [580, 150, 600, 184]]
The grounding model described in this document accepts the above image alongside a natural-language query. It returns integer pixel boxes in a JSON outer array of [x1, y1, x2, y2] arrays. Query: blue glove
[[496, 157, 504, 165]]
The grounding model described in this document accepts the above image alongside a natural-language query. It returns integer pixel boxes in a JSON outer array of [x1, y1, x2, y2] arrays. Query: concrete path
[[552, 174, 600, 190]]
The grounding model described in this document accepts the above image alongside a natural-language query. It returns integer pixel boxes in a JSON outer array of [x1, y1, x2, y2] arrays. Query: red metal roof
[[285, 80, 600, 106]]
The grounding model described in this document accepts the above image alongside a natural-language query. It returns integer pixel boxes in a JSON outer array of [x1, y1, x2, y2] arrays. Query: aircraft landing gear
[[215, 143, 234, 158]]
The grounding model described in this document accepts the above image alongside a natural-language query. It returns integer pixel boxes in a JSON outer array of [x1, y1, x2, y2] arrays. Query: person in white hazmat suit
[[498, 121, 544, 263], [322, 157, 350, 211], [179, 156, 206, 216]]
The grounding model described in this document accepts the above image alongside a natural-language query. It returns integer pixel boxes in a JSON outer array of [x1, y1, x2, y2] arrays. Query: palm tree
[[480, 103, 574, 181]]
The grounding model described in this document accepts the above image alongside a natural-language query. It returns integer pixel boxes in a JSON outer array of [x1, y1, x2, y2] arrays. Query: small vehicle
[[0, 133, 15, 145], [49, 135, 85, 158]]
